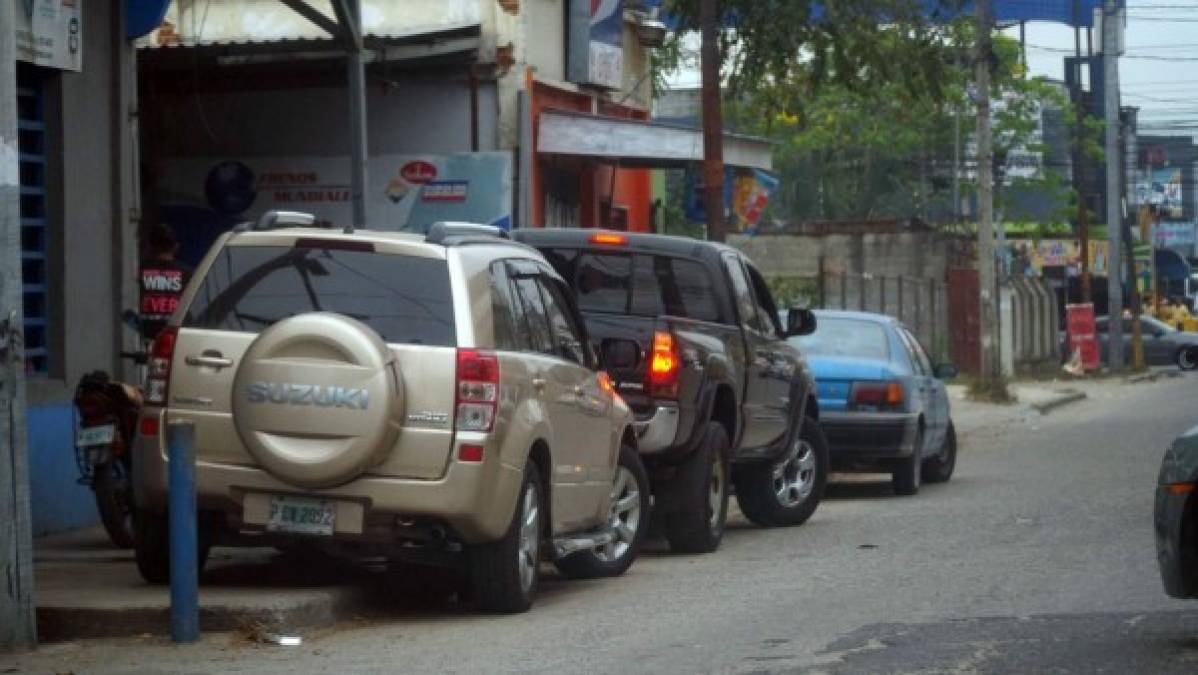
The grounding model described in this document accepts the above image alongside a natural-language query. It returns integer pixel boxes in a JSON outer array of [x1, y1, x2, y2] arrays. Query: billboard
[[15, 0, 82, 72], [156, 153, 513, 265], [1137, 168, 1184, 220], [568, 0, 624, 90]]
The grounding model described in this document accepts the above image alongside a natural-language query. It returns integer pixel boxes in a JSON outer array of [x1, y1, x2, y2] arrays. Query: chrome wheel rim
[[709, 455, 725, 529], [597, 466, 641, 562], [774, 438, 816, 508], [517, 482, 540, 592]]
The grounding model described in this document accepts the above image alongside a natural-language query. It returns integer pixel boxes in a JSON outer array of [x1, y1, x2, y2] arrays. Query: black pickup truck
[[514, 229, 828, 553]]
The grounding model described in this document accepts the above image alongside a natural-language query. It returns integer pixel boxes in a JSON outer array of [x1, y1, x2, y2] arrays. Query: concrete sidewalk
[[947, 382, 1087, 437], [34, 527, 376, 641]]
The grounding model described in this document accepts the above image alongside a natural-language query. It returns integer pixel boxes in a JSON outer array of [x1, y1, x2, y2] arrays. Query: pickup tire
[[468, 461, 543, 613], [555, 443, 650, 579], [665, 422, 730, 554], [734, 416, 828, 528]]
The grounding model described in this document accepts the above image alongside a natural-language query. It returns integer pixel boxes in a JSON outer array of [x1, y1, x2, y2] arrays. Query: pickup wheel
[[554, 443, 650, 579], [467, 462, 543, 613], [665, 422, 730, 554], [734, 416, 828, 528]]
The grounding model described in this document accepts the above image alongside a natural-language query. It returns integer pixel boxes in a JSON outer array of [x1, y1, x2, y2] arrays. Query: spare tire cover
[[232, 313, 402, 489]]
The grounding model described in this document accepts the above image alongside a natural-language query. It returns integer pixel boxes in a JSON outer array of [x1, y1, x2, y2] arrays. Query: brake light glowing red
[[456, 350, 499, 432], [647, 331, 681, 398], [145, 327, 178, 406], [589, 232, 628, 246]]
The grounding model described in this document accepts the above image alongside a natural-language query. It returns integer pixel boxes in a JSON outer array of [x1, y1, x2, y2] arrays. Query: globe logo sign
[[205, 161, 257, 216]]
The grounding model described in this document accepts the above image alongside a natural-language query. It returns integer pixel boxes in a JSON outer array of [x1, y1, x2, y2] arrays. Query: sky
[[665, 1, 1198, 139], [1009, 1, 1198, 139]]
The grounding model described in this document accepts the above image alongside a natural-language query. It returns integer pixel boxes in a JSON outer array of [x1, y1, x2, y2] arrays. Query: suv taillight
[[647, 331, 681, 399], [456, 349, 499, 432], [146, 327, 178, 405], [849, 381, 904, 411]]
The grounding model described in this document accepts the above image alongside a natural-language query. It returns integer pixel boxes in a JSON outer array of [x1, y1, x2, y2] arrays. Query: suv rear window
[[184, 244, 456, 346], [542, 249, 722, 323]]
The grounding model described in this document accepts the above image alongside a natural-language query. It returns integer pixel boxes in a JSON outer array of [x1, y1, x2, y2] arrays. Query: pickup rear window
[[542, 249, 723, 323], [183, 244, 457, 346]]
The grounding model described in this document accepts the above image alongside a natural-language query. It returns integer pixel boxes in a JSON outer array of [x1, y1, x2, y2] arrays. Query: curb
[[1028, 390, 1087, 415], [1127, 370, 1183, 385], [36, 585, 371, 642]]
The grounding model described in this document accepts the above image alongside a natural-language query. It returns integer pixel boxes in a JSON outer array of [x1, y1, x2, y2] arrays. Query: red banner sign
[[1066, 303, 1099, 371]]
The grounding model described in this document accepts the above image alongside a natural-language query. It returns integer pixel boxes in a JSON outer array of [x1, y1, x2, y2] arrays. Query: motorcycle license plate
[[76, 424, 116, 447], [267, 495, 335, 536]]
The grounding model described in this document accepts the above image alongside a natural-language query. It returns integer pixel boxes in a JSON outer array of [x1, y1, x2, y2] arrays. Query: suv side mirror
[[785, 308, 817, 337], [934, 363, 960, 380], [601, 338, 641, 370]]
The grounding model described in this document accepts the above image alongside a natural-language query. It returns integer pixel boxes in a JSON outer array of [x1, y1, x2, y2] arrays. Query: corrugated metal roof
[[138, 0, 483, 48]]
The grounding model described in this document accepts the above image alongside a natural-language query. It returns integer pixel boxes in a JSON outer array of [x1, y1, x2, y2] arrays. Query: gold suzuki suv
[[132, 212, 649, 612]]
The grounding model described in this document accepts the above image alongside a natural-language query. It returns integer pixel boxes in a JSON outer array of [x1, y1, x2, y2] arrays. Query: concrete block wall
[[729, 231, 951, 281]]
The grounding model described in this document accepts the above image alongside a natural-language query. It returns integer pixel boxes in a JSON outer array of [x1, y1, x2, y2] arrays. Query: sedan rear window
[[184, 245, 456, 346], [795, 318, 889, 360]]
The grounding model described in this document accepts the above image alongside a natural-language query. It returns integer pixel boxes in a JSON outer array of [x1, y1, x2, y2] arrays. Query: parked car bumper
[[1155, 484, 1198, 598], [634, 404, 681, 454], [133, 415, 525, 545], [820, 411, 920, 459]]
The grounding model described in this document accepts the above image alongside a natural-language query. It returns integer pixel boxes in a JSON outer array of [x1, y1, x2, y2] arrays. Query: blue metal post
[[167, 421, 199, 643]]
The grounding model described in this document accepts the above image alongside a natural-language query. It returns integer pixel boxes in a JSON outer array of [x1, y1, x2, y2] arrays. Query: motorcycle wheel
[[93, 460, 135, 548]]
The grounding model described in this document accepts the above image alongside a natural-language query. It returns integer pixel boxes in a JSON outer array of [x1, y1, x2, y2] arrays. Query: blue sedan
[[787, 310, 959, 495]]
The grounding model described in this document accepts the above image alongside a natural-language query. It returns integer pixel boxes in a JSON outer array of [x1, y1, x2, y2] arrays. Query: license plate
[[267, 495, 335, 536], [76, 424, 116, 447]]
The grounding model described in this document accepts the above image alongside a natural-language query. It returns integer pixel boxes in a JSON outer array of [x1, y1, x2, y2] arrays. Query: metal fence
[[769, 271, 951, 362]]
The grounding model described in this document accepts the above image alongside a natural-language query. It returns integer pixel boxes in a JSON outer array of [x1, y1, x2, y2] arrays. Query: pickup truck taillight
[[849, 381, 904, 411], [456, 349, 499, 432], [145, 327, 178, 405], [648, 331, 681, 399]]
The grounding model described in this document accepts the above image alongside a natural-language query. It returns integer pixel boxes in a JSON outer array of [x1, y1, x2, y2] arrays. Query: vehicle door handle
[[185, 354, 234, 369], [532, 377, 547, 392], [573, 385, 585, 397]]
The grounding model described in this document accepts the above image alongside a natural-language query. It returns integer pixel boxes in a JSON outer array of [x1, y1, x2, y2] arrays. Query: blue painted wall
[[28, 403, 98, 535]]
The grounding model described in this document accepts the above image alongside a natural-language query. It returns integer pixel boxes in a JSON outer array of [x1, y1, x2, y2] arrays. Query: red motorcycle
[[73, 353, 145, 548]]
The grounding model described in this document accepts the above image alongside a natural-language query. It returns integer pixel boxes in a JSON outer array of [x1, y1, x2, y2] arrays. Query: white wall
[[523, 0, 566, 82]]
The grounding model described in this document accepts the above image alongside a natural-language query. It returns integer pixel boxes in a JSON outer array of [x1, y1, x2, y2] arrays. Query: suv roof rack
[[234, 210, 329, 233], [426, 222, 510, 245]]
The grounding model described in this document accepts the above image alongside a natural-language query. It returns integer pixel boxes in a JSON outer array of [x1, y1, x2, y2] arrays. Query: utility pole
[[1, 0, 38, 650], [1072, 1, 1092, 302], [975, 0, 1001, 393], [1103, 0, 1124, 370], [699, 0, 728, 242], [343, 0, 368, 230]]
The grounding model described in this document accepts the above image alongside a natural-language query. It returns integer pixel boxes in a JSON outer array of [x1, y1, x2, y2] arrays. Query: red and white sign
[[1066, 303, 1099, 371], [400, 161, 438, 185]]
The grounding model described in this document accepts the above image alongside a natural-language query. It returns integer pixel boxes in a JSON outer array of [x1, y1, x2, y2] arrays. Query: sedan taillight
[[849, 381, 904, 411]]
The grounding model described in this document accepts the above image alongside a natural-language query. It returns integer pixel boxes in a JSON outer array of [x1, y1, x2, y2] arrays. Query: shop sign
[[568, 0, 623, 90], [1154, 221, 1195, 249], [157, 152, 512, 235], [1136, 167, 1184, 220], [1006, 239, 1110, 277], [15, 0, 82, 72]]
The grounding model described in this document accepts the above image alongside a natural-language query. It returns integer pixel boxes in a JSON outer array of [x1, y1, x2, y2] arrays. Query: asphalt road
[[6, 374, 1198, 674]]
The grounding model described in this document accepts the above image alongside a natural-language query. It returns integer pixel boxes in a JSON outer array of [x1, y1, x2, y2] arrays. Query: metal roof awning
[[537, 110, 773, 172]]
